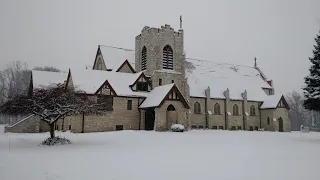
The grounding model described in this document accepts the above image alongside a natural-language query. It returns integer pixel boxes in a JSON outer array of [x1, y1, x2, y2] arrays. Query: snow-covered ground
[[1, 127, 320, 180]]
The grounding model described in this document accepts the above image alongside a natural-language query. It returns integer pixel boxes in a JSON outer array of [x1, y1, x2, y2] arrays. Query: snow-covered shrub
[[300, 125, 310, 133], [171, 124, 185, 132], [41, 136, 71, 146], [258, 128, 264, 131]]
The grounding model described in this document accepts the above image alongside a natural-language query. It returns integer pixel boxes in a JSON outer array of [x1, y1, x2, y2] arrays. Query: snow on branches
[[0, 83, 107, 138], [304, 30, 320, 111]]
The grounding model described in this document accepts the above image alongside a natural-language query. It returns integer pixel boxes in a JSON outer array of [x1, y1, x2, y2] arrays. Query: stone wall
[[273, 108, 291, 132], [154, 100, 187, 131], [189, 97, 206, 127], [54, 97, 141, 133], [260, 109, 274, 131], [5, 115, 39, 133]]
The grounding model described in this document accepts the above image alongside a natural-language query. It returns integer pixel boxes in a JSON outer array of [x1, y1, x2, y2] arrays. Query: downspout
[[81, 111, 85, 133], [242, 101, 245, 130], [224, 100, 227, 129], [259, 104, 262, 129], [138, 109, 141, 130], [241, 90, 247, 130], [223, 88, 230, 130], [205, 87, 210, 129]]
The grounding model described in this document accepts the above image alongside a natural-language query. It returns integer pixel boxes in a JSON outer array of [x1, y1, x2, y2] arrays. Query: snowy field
[[1, 125, 320, 180]]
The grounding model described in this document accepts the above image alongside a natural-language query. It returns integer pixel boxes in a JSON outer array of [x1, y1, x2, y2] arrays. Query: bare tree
[[1, 84, 105, 138], [33, 66, 61, 72], [0, 61, 29, 106], [286, 91, 310, 130]]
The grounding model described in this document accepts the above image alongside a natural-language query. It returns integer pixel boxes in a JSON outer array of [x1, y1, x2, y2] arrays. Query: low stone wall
[[5, 115, 39, 133]]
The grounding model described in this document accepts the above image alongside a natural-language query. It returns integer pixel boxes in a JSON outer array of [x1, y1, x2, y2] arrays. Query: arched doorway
[[166, 104, 178, 129], [145, 108, 155, 130], [278, 117, 284, 132]]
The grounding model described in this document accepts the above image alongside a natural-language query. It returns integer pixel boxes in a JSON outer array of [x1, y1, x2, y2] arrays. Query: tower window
[[141, 46, 147, 70], [163, 45, 173, 70], [159, 78, 162, 86]]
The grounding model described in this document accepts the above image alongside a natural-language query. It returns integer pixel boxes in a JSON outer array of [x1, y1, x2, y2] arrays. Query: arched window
[[163, 45, 173, 70], [167, 104, 175, 111], [267, 117, 270, 125], [141, 46, 147, 70], [194, 102, 201, 114], [233, 104, 239, 115], [214, 103, 220, 114], [250, 105, 256, 116]]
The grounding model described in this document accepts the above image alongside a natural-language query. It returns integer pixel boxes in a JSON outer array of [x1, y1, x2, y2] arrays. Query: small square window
[[219, 126, 224, 130], [198, 125, 204, 129], [68, 125, 72, 130], [116, 125, 124, 131], [237, 126, 242, 130], [231, 126, 236, 130], [171, 80, 174, 83], [249, 126, 253, 131], [191, 125, 197, 129], [159, 79, 162, 86], [255, 126, 259, 131], [212, 126, 218, 130]]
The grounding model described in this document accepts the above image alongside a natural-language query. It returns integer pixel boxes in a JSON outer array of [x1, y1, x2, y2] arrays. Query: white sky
[[0, 0, 319, 95]]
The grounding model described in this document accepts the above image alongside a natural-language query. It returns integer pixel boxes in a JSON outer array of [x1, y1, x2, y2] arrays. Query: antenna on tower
[[180, 15, 183, 29]]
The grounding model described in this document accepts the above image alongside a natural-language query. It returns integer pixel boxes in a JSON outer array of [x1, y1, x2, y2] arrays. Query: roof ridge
[[186, 58, 254, 69]]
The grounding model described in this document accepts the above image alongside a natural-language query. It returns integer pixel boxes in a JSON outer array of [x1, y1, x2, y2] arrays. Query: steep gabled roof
[[139, 84, 189, 109], [260, 94, 289, 110], [186, 59, 272, 101], [116, 59, 136, 73], [32, 70, 68, 89], [69, 69, 147, 97], [98, 45, 135, 71]]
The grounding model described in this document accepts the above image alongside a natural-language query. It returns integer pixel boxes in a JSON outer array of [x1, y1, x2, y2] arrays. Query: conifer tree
[[304, 30, 320, 110]]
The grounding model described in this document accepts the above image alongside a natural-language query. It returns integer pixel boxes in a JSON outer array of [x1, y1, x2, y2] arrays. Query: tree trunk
[[49, 123, 55, 138]]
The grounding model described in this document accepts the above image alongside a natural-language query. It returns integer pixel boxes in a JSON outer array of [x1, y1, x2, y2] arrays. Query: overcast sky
[[0, 0, 319, 95]]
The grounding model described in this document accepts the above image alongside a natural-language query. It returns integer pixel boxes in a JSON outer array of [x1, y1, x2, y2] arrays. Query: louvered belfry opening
[[141, 46, 147, 70], [163, 45, 173, 70]]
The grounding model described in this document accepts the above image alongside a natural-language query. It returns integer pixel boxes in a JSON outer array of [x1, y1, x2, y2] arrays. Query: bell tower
[[135, 21, 189, 98]]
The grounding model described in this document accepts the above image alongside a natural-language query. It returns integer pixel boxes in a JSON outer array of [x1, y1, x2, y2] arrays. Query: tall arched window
[[214, 103, 220, 114], [141, 46, 147, 70], [163, 45, 173, 70], [194, 102, 201, 114], [250, 105, 256, 116], [233, 104, 239, 115]]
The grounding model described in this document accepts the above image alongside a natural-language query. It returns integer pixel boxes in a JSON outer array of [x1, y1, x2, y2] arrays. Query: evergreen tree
[[304, 30, 320, 110]]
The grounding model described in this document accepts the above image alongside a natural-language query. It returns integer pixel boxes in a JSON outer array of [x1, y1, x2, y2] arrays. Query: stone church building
[[5, 23, 290, 133]]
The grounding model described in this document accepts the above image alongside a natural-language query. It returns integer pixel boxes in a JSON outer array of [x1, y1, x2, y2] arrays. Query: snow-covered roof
[[99, 46, 135, 71], [70, 69, 147, 97], [186, 59, 272, 101], [139, 84, 174, 108], [32, 70, 68, 88], [260, 94, 283, 109]]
